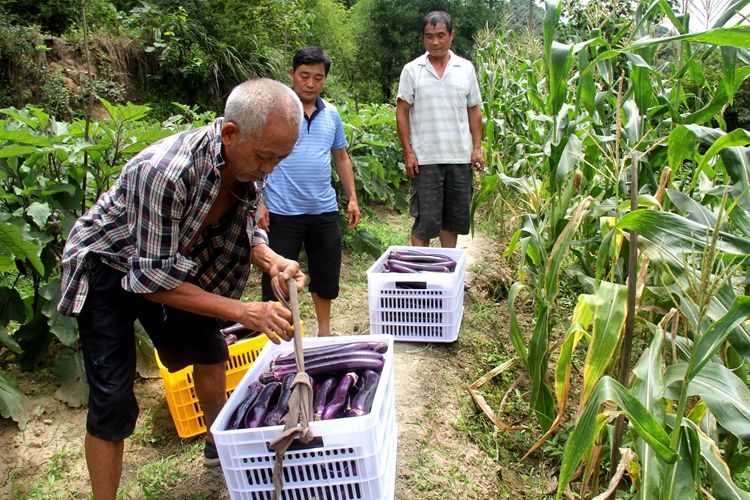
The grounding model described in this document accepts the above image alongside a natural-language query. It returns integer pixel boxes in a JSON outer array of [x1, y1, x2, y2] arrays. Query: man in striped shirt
[[259, 46, 360, 337], [396, 10, 484, 248], [58, 79, 305, 498]]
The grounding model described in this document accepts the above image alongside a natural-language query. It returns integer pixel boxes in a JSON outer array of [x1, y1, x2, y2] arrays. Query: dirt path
[[0, 232, 506, 499]]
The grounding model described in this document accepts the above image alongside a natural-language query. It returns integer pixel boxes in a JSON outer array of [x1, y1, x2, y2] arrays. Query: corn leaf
[[690, 295, 750, 379], [683, 419, 750, 499], [542, 0, 563, 68], [665, 362, 750, 444], [632, 330, 666, 500], [508, 282, 529, 368], [723, 47, 738, 105], [580, 282, 628, 407], [617, 210, 750, 261], [545, 197, 594, 302], [629, 25, 750, 49], [666, 189, 717, 228], [556, 376, 678, 500], [662, 424, 701, 500], [525, 294, 595, 457]]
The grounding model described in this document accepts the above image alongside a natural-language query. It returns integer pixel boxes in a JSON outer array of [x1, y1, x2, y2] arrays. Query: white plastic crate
[[370, 305, 464, 343], [367, 246, 466, 342], [211, 335, 397, 500]]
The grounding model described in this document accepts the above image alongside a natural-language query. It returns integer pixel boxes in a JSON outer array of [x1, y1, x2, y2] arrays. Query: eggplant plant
[[0, 100, 192, 426]]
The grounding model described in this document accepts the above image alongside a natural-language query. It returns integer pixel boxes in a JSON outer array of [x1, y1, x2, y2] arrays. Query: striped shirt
[[263, 96, 347, 215], [58, 118, 268, 316], [397, 50, 482, 165]]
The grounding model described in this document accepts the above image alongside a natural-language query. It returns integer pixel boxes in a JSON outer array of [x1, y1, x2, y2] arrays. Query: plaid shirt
[[58, 118, 268, 316]]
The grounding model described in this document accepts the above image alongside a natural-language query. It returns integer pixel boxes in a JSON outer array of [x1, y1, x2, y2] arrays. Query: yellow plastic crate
[[154, 334, 271, 438]]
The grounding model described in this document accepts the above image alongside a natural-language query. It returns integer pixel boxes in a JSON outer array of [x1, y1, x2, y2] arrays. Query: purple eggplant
[[263, 373, 295, 426], [272, 342, 387, 365], [272, 349, 385, 370], [226, 381, 264, 430], [347, 370, 381, 417], [313, 376, 338, 420], [387, 258, 455, 273], [263, 354, 385, 382], [244, 380, 281, 428], [389, 250, 456, 264], [384, 260, 417, 273], [321, 372, 358, 420]]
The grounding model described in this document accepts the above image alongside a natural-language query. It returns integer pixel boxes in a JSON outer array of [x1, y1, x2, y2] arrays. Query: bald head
[[224, 78, 303, 142]]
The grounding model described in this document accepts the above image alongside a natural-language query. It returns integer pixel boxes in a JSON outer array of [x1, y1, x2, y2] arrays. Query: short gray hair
[[224, 78, 303, 141]]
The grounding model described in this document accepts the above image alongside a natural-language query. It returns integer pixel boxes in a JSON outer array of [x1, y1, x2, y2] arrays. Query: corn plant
[[474, 0, 750, 496]]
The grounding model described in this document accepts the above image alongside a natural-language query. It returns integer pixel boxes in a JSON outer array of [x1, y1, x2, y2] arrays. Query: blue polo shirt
[[264, 96, 348, 215]]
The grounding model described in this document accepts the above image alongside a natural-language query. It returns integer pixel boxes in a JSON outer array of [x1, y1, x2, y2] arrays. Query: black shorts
[[77, 257, 228, 441], [410, 163, 473, 239], [261, 211, 342, 301]]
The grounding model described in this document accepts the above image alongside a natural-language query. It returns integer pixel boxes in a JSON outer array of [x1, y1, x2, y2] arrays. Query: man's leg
[[438, 230, 458, 248], [193, 363, 226, 443], [261, 213, 305, 301], [411, 234, 430, 247], [441, 164, 473, 248], [410, 165, 444, 246], [305, 212, 341, 337], [85, 434, 124, 500], [77, 260, 141, 499], [311, 292, 332, 336]]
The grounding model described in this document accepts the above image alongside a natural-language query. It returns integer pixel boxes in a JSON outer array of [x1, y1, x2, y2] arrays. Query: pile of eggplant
[[382, 249, 457, 273], [225, 341, 388, 430]]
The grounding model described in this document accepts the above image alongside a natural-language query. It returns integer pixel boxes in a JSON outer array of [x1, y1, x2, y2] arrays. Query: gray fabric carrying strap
[[268, 276, 314, 500]]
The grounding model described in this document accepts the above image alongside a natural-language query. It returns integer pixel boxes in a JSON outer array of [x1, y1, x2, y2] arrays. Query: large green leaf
[[0, 369, 29, 429], [690, 295, 750, 379], [0, 286, 26, 326], [666, 362, 750, 444], [52, 349, 87, 407], [542, 0, 562, 67], [547, 41, 574, 116], [0, 222, 44, 275], [0, 128, 51, 147], [0, 323, 20, 354], [556, 376, 678, 499], [580, 281, 628, 406]]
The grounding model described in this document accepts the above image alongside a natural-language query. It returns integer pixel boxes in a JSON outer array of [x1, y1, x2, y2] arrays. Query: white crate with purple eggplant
[[367, 246, 466, 342], [211, 334, 396, 500]]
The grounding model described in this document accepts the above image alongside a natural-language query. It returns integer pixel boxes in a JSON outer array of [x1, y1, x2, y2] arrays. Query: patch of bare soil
[[0, 227, 532, 499]]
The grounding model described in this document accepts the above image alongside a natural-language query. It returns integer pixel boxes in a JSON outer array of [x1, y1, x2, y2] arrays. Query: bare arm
[[468, 105, 484, 167], [332, 148, 360, 229], [396, 99, 419, 179], [144, 244, 305, 344]]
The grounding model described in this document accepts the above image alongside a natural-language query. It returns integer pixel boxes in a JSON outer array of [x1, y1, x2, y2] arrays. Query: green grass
[[132, 453, 187, 499], [13, 449, 71, 499]]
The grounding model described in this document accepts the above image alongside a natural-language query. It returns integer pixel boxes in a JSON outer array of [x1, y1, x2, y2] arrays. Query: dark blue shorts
[[261, 211, 342, 301], [410, 163, 473, 239], [77, 257, 228, 441]]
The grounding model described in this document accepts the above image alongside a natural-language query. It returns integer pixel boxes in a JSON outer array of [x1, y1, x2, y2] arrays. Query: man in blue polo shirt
[[260, 46, 360, 337]]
